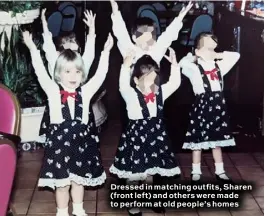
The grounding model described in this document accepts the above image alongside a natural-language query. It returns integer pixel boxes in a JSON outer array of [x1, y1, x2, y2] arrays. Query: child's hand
[[178, 1, 193, 21], [110, 0, 119, 14], [41, 8, 49, 33], [103, 33, 114, 52], [123, 50, 135, 68], [41, 8, 47, 23], [164, 47, 178, 66], [22, 31, 35, 50], [83, 10, 96, 35]]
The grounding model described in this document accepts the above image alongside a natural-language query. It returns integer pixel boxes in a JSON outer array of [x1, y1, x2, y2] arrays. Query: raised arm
[[82, 10, 96, 75], [216, 51, 240, 76], [83, 34, 113, 97], [152, 2, 193, 63], [110, 0, 134, 58], [22, 31, 55, 93], [119, 50, 135, 93], [41, 8, 58, 78], [162, 48, 181, 99]]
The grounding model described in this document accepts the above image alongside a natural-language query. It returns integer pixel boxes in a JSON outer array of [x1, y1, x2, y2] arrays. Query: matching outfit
[[109, 64, 181, 180], [39, 31, 96, 143], [180, 52, 240, 150], [29, 45, 110, 189]]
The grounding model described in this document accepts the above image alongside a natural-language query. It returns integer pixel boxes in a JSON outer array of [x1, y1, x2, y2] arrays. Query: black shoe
[[215, 173, 234, 183], [151, 206, 166, 213], [127, 209, 142, 216]]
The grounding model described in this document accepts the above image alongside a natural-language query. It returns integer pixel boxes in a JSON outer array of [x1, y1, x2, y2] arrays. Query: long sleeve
[[111, 11, 135, 58], [82, 51, 110, 97], [119, 64, 133, 92], [161, 64, 181, 99], [42, 31, 58, 79], [152, 17, 183, 63], [179, 52, 198, 78], [217, 51, 240, 76], [29, 46, 56, 93], [82, 34, 96, 76]]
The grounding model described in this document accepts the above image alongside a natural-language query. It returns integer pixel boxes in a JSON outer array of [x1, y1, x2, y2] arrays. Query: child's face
[[132, 26, 156, 50], [195, 36, 218, 60], [199, 36, 217, 51], [60, 62, 82, 89], [135, 70, 157, 90]]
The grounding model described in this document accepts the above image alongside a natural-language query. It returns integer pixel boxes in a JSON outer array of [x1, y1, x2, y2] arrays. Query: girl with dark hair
[[179, 32, 240, 183], [109, 49, 181, 216]]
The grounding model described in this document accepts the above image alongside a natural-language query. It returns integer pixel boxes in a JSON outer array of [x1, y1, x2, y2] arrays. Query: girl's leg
[[55, 186, 70, 216], [212, 147, 229, 180], [70, 181, 86, 216], [192, 150, 202, 181]]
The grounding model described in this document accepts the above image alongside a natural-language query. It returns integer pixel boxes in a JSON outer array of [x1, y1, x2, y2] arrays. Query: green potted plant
[[0, 1, 42, 50], [0, 1, 41, 23], [0, 27, 47, 145]]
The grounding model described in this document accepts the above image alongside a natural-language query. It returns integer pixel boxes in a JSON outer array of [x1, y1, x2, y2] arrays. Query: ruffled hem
[[38, 172, 106, 189], [109, 165, 181, 181], [182, 138, 236, 150]]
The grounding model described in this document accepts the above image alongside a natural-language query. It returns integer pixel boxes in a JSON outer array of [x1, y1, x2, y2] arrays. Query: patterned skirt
[[183, 91, 236, 150], [110, 117, 180, 181], [38, 120, 106, 189]]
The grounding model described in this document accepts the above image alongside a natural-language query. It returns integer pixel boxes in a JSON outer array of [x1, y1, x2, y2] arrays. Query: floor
[[10, 121, 264, 216]]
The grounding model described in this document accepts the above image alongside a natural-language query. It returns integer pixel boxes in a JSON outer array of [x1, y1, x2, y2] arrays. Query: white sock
[[128, 208, 141, 214], [72, 202, 86, 216], [56, 207, 69, 216], [191, 163, 202, 181], [215, 163, 229, 180]]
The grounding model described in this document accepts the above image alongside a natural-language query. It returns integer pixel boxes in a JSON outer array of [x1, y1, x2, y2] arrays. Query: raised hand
[[83, 10, 96, 29], [164, 47, 178, 66], [104, 33, 114, 52], [41, 8, 49, 33], [110, 0, 119, 14], [178, 1, 193, 21], [22, 31, 35, 50], [123, 49, 136, 68]]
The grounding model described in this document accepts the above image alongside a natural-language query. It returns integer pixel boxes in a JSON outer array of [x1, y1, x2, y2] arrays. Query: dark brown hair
[[55, 32, 81, 53]]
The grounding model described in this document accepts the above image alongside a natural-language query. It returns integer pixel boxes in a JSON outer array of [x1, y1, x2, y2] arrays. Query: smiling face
[[59, 62, 83, 89], [54, 50, 85, 90]]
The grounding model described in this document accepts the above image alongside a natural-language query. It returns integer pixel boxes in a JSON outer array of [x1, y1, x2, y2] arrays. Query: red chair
[[0, 84, 21, 216], [0, 139, 17, 216], [0, 84, 21, 135]]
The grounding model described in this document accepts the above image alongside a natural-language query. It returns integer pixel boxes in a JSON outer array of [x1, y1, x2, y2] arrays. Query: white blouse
[[30, 46, 110, 124], [42, 31, 96, 78], [119, 64, 181, 120], [179, 51, 240, 95], [111, 11, 183, 65]]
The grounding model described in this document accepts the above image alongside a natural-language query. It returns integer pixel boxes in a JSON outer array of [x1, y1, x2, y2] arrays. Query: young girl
[[23, 31, 113, 216], [109, 48, 181, 216], [179, 32, 240, 182], [39, 9, 97, 143]]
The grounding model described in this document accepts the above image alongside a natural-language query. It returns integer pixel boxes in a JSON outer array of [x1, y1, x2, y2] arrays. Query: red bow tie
[[60, 90, 77, 103], [205, 68, 219, 80], [144, 92, 155, 103]]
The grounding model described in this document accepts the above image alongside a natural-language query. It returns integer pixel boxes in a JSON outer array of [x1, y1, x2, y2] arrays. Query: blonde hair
[[54, 49, 86, 84]]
